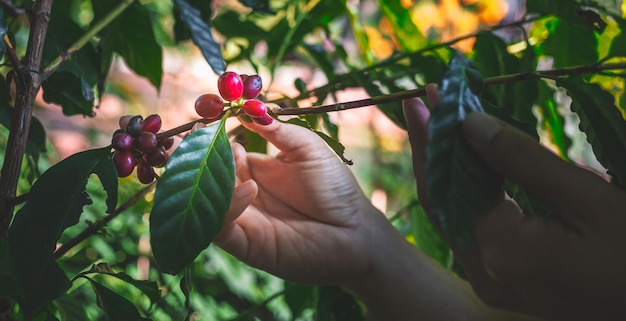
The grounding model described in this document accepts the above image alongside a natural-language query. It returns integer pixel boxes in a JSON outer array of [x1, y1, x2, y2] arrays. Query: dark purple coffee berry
[[158, 136, 175, 150], [126, 115, 144, 137], [144, 147, 168, 167], [142, 114, 162, 133], [112, 132, 134, 151], [113, 150, 137, 177], [137, 161, 155, 184], [242, 75, 262, 99], [134, 131, 158, 153]]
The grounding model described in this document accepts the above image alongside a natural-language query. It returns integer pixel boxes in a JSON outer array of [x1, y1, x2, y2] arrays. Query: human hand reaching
[[215, 118, 390, 285], [404, 85, 626, 320]]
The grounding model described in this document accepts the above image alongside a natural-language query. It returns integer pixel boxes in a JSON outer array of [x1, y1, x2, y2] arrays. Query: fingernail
[[234, 180, 256, 198], [462, 113, 502, 147]]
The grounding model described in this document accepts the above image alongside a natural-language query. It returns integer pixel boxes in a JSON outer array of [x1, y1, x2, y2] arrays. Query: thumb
[[461, 112, 604, 212]]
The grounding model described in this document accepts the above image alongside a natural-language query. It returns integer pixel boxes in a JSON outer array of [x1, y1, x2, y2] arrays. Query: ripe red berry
[[112, 132, 134, 151], [113, 150, 137, 177], [253, 113, 274, 125], [242, 75, 262, 99], [142, 114, 162, 133], [243, 99, 267, 118], [195, 94, 224, 118], [137, 161, 155, 184], [217, 71, 243, 101], [126, 115, 144, 137], [134, 131, 158, 153]]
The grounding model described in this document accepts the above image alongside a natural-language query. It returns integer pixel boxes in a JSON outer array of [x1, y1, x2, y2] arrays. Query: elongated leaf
[[0, 239, 16, 297], [54, 293, 89, 321], [557, 77, 626, 186], [95, 2, 163, 89], [150, 119, 235, 274], [426, 53, 502, 247], [284, 283, 316, 318], [8, 147, 117, 315], [76, 263, 160, 303], [541, 19, 598, 69], [174, 0, 225, 75], [85, 277, 150, 321], [609, 20, 626, 58], [409, 205, 450, 267]]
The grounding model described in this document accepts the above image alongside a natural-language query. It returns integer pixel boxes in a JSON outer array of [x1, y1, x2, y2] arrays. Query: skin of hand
[[214, 118, 384, 285], [405, 85, 626, 320], [216, 116, 538, 321]]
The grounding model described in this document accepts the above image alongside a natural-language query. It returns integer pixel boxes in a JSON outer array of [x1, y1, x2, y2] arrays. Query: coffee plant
[[0, 0, 625, 320]]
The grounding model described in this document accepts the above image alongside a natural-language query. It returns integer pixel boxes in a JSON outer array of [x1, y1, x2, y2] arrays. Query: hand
[[404, 86, 626, 320], [215, 118, 389, 285]]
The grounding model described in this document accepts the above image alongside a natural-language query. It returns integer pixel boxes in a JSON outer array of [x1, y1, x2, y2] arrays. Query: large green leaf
[[608, 20, 626, 58], [173, 0, 225, 75], [75, 262, 161, 303], [426, 53, 502, 247], [472, 32, 538, 125], [95, 2, 163, 90], [0, 239, 16, 297], [409, 205, 450, 267], [557, 77, 626, 187], [541, 19, 599, 69], [84, 277, 150, 321], [41, 0, 98, 116], [316, 286, 365, 321], [150, 119, 235, 274], [8, 147, 117, 315]]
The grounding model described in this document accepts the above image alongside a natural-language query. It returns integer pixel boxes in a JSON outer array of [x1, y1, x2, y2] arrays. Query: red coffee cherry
[[144, 147, 168, 168], [112, 132, 134, 151], [217, 71, 244, 101], [243, 99, 267, 118], [158, 136, 175, 150], [142, 114, 162, 133], [195, 94, 224, 118]]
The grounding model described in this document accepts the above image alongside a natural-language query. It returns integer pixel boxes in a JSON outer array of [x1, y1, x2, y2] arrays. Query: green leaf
[[557, 77, 626, 186], [284, 283, 316, 318], [526, 0, 608, 31], [609, 20, 626, 58], [375, 0, 427, 51], [150, 119, 235, 274], [173, 0, 225, 75], [85, 277, 150, 321], [173, 0, 213, 43], [409, 205, 450, 267], [426, 53, 502, 247], [7, 147, 117, 314], [541, 19, 599, 69], [76, 263, 161, 303], [96, 2, 163, 89], [0, 8, 7, 59], [473, 32, 538, 125], [42, 0, 99, 116], [286, 118, 353, 165], [536, 81, 572, 160], [0, 239, 16, 297], [42, 72, 94, 116], [54, 293, 89, 321], [316, 286, 365, 321]]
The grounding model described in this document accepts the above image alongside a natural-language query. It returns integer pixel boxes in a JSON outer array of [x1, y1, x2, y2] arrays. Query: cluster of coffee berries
[[194, 71, 273, 125], [111, 114, 174, 183]]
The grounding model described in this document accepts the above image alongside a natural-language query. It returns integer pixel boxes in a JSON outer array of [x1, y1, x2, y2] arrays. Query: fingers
[[461, 112, 607, 219], [239, 117, 328, 154], [403, 97, 431, 212]]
